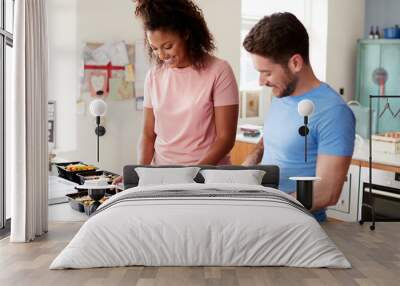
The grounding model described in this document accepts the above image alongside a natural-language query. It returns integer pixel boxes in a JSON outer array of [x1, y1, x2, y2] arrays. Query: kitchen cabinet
[[326, 164, 361, 222], [230, 140, 258, 165], [357, 166, 400, 222], [328, 160, 400, 223], [355, 39, 400, 133]]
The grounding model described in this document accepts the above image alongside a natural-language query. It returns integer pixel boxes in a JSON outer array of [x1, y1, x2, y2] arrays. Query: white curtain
[[9, 0, 49, 242]]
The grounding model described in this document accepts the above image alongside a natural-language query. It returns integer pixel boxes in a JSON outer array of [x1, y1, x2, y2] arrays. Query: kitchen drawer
[[358, 166, 400, 221], [360, 167, 400, 189]]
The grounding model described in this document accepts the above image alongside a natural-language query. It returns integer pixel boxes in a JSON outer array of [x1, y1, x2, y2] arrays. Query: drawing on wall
[[245, 91, 260, 118], [48, 101, 56, 149], [109, 78, 134, 101], [88, 71, 108, 97], [81, 41, 136, 101]]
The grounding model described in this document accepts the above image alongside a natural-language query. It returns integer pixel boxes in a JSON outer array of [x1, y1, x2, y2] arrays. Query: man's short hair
[[243, 12, 309, 65]]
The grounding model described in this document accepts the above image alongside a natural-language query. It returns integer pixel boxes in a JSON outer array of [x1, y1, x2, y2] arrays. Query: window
[[1, 0, 14, 232], [240, 16, 260, 91], [240, 0, 309, 91]]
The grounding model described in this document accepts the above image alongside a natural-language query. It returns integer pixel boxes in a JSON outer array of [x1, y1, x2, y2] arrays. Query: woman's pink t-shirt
[[144, 56, 239, 165]]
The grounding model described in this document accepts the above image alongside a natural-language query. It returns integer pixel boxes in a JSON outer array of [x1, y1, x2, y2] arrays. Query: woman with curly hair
[[135, 0, 239, 166]]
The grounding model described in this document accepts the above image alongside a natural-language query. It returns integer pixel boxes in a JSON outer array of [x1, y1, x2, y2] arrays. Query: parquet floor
[[0, 221, 399, 286]]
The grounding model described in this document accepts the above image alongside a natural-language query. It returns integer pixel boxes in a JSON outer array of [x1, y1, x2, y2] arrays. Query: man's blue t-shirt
[[261, 83, 355, 222]]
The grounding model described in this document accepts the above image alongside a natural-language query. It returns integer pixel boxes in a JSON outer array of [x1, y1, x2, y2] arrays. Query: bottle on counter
[[374, 26, 380, 39], [369, 26, 375, 39]]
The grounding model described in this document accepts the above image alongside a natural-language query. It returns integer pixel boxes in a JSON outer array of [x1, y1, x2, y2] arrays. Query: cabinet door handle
[[369, 189, 400, 200]]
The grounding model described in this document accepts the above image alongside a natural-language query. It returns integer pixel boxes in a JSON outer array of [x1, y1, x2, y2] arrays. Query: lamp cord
[[304, 116, 308, 162], [305, 132, 307, 162], [97, 126, 100, 162], [96, 116, 100, 162]]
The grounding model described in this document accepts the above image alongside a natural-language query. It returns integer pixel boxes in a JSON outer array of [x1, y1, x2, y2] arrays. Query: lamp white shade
[[297, 99, 315, 117], [89, 99, 107, 117]]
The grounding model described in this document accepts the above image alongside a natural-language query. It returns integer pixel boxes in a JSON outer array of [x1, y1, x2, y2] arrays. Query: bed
[[49, 165, 350, 269]]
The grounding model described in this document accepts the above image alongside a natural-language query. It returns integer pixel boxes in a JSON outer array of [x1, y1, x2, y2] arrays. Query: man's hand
[[242, 138, 264, 166]]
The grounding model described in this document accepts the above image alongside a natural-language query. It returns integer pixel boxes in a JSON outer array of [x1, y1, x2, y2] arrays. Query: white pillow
[[135, 167, 201, 186], [200, 169, 266, 185]]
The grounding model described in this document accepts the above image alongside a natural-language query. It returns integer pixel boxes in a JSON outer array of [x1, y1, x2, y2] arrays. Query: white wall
[[47, 0, 79, 154], [198, 0, 241, 81], [308, 0, 328, 81], [326, 0, 365, 101], [48, 0, 241, 174]]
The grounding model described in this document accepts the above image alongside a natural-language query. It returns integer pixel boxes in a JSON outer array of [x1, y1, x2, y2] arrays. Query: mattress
[[50, 183, 351, 269]]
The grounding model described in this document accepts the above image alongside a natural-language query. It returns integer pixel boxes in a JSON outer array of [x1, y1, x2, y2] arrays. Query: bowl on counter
[[383, 26, 400, 39], [75, 178, 116, 201], [65, 190, 109, 215]]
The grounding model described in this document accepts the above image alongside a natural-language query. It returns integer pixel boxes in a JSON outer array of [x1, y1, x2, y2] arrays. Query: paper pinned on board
[[109, 78, 135, 100], [110, 41, 130, 66], [91, 44, 111, 65], [125, 64, 135, 82], [90, 41, 129, 66]]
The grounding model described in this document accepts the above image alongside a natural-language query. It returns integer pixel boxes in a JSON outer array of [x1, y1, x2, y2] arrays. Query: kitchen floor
[[0, 221, 399, 286], [48, 203, 87, 222]]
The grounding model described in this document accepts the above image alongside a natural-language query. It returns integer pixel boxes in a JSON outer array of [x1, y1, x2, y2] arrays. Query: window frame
[[0, 0, 14, 232], [240, 16, 261, 92]]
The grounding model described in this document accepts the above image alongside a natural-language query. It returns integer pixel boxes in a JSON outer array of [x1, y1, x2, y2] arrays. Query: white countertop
[[236, 134, 400, 168], [236, 133, 262, 144], [352, 140, 400, 167]]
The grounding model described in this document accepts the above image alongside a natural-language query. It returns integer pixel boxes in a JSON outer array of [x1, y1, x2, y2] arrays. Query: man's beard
[[278, 75, 298, 98]]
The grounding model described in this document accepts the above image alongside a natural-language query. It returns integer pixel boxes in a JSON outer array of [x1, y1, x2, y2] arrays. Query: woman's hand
[[112, 176, 123, 185]]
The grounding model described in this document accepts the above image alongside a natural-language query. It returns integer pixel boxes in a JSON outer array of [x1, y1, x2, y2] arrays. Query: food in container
[[55, 161, 98, 184]]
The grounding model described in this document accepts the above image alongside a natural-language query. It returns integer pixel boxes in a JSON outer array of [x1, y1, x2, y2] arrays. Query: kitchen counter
[[236, 133, 262, 144], [236, 134, 400, 172], [352, 140, 400, 172]]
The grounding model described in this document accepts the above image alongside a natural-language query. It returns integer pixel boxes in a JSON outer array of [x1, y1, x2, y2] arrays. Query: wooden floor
[[0, 221, 399, 286]]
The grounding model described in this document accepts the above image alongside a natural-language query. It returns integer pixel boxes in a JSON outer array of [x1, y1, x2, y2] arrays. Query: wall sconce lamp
[[290, 99, 319, 210], [89, 98, 107, 162], [297, 99, 315, 163]]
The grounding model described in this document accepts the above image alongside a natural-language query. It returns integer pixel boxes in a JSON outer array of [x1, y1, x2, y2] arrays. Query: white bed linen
[[50, 183, 351, 269]]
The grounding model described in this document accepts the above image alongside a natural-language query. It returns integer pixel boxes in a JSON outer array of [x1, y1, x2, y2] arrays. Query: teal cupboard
[[355, 39, 400, 133]]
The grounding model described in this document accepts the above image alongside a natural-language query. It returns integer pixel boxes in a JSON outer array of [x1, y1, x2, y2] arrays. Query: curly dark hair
[[134, 0, 215, 69], [243, 12, 309, 65]]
